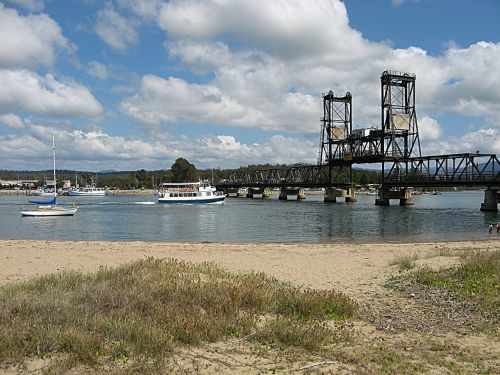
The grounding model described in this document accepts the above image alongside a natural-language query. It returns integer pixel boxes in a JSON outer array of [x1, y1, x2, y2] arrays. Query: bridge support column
[[245, 189, 254, 199], [324, 188, 337, 202], [297, 188, 306, 200], [236, 188, 246, 197], [345, 187, 357, 203], [261, 188, 272, 199], [375, 188, 390, 206], [399, 188, 414, 206], [278, 188, 288, 200], [480, 188, 498, 212]]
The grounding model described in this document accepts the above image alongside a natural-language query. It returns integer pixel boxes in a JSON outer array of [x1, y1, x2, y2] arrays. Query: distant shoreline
[[0, 189, 157, 196]]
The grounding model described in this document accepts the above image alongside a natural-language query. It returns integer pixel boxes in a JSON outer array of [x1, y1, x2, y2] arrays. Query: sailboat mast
[[52, 134, 56, 198]]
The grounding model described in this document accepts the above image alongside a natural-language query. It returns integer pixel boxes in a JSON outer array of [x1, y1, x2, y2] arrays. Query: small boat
[[20, 203, 78, 217], [20, 135, 78, 217], [158, 182, 226, 204], [32, 186, 57, 196], [67, 180, 107, 196]]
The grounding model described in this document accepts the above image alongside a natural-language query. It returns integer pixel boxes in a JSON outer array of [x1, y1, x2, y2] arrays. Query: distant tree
[[170, 158, 198, 182]]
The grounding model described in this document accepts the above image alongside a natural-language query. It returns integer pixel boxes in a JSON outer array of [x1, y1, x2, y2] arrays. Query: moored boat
[[32, 187, 57, 196], [158, 182, 225, 204], [20, 135, 78, 217], [21, 204, 78, 216], [67, 181, 107, 196]]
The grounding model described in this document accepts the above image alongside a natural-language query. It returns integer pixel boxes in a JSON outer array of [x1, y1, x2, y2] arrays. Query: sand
[[0, 239, 498, 374], [0, 239, 497, 295]]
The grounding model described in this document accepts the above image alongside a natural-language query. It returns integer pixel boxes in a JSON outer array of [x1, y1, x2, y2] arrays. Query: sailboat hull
[[20, 207, 78, 216]]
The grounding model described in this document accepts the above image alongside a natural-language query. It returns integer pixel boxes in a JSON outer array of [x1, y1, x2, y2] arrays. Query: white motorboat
[[20, 135, 78, 217], [32, 187, 57, 196], [158, 182, 226, 204], [67, 181, 107, 196]]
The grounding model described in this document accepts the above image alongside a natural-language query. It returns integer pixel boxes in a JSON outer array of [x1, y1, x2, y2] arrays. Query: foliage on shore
[[0, 160, 380, 189], [388, 249, 499, 330], [0, 258, 357, 372], [414, 250, 499, 313]]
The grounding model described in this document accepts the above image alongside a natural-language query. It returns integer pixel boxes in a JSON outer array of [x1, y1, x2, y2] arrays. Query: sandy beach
[[0, 239, 495, 293], [0, 239, 498, 374]]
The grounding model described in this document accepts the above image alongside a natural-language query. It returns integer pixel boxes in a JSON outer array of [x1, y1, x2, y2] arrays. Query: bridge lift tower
[[318, 91, 356, 202], [318, 71, 423, 203]]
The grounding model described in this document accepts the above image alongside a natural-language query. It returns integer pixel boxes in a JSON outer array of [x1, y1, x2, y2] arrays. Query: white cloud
[[158, 0, 372, 61], [0, 69, 103, 118], [0, 113, 24, 129], [2, 0, 44, 11], [120, 74, 267, 128], [0, 125, 315, 170], [418, 116, 443, 141], [0, 4, 69, 68], [116, 0, 164, 22], [166, 40, 232, 74], [95, 5, 138, 51], [423, 128, 500, 156], [392, 0, 422, 6], [86, 61, 109, 80]]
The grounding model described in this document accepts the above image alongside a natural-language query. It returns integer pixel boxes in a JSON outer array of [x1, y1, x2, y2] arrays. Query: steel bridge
[[217, 71, 500, 211]]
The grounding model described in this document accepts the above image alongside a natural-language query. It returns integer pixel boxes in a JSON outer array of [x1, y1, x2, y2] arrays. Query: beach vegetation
[[414, 250, 499, 312], [0, 258, 357, 372], [389, 252, 420, 271]]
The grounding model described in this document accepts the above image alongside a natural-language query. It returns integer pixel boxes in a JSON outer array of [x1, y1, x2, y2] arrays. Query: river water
[[0, 192, 498, 243]]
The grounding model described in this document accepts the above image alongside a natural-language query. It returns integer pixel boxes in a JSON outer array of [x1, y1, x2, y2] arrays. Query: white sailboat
[[20, 135, 78, 217]]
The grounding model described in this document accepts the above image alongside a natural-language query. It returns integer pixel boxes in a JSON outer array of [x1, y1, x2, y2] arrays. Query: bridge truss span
[[382, 153, 500, 188], [223, 164, 352, 189]]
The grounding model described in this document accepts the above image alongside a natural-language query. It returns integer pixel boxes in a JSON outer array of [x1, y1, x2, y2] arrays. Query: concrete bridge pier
[[399, 188, 414, 206], [375, 187, 414, 206], [261, 188, 272, 199], [297, 188, 306, 200], [480, 188, 499, 212], [324, 188, 339, 202], [345, 187, 357, 203], [375, 188, 390, 206], [278, 188, 288, 200], [325, 187, 357, 203]]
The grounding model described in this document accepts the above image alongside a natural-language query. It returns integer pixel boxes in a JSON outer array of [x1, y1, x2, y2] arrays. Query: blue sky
[[0, 0, 499, 171]]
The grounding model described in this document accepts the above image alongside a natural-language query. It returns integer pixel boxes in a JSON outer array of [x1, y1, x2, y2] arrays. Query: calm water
[[0, 192, 498, 243]]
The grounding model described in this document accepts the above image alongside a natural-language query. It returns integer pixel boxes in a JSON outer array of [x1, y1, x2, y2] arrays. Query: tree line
[[0, 158, 380, 189]]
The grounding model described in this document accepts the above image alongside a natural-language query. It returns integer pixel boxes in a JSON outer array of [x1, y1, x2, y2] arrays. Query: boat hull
[[20, 207, 78, 216], [32, 192, 57, 196], [158, 196, 226, 204], [67, 190, 106, 196]]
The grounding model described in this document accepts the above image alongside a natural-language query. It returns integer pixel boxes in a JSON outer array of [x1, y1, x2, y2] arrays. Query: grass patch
[[389, 252, 420, 271], [415, 250, 499, 312], [252, 318, 334, 351], [0, 258, 357, 372]]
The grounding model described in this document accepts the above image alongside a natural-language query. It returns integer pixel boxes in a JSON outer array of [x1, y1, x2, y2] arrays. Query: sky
[[0, 0, 499, 171]]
